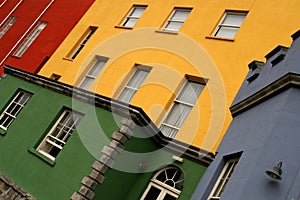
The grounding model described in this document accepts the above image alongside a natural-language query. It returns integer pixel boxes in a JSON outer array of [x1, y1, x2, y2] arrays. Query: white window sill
[[155, 29, 179, 35], [28, 147, 56, 166], [205, 36, 235, 42]]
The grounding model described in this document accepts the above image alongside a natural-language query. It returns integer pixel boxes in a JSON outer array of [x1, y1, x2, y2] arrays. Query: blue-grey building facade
[[191, 29, 300, 200]]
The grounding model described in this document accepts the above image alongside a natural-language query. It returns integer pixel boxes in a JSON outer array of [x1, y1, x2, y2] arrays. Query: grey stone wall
[[0, 172, 35, 200]]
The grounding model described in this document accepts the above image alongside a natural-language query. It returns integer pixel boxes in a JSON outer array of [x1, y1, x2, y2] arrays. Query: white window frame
[[0, 91, 31, 130], [68, 26, 97, 60], [13, 21, 47, 57], [140, 167, 184, 200], [208, 158, 240, 200], [78, 56, 109, 90], [0, 16, 16, 39], [37, 109, 83, 161], [162, 8, 192, 32], [212, 11, 247, 39], [120, 5, 147, 27], [159, 78, 205, 138], [117, 66, 151, 103]]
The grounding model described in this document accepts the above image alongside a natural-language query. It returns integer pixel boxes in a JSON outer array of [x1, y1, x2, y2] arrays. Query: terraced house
[[0, 0, 299, 199]]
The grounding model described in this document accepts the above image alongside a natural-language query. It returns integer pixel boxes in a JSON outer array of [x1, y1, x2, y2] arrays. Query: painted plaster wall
[[0, 72, 207, 199], [38, 0, 300, 152], [192, 87, 300, 200], [192, 32, 300, 200], [93, 154, 207, 200], [0, 75, 96, 199], [0, 0, 94, 74]]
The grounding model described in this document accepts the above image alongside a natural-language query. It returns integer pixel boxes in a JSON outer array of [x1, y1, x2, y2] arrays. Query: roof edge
[[3, 65, 214, 165]]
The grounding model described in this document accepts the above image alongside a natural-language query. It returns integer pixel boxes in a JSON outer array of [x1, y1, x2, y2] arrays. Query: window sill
[[10, 55, 21, 59], [28, 148, 56, 166], [114, 25, 133, 30], [62, 57, 74, 62], [0, 128, 6, 136], [155, 29, 178, 35], [205, 36, 234, 42]]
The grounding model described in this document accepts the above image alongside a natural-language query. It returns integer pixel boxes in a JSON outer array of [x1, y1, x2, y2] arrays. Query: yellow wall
[[39, 0, 300, 152]]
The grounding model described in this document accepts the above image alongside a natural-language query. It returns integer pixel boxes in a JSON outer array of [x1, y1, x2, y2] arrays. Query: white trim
[[13, 21, 47, 57], [116, 66, 151, 103], [162, 8, 191, 32], [120, 5, 146, 27], [140, 167, 183, 200], [0, 0, 54, 65], [212, 11, 247, 39], [208, 158, 239, 199], [36, 110, 82, 161], [0, 91, 31, 130], [159, 79, 204, 138], [68, 26, 97, 59], [78, 56, 109, 89], [0, 16, 16, 39], [140, 182, 179, 200], [0, 0, 8, 8], [0, 0, 23, 27]]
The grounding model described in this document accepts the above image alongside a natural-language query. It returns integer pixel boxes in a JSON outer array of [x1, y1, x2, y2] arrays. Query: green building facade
[[0, 66, 212, 200]]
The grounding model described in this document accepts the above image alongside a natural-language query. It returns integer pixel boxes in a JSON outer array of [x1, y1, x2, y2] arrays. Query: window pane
[[9, 104, 22, 116], [144, 186, 161, 200], [171, 10, 190, 21], [156, 170, 167, 182], [164, 103, 192, 128], [79, 57, 108, 89], [37, 110, 82, 160], [13, 21, 47, 57], [88, 60, 106, 77], [131, 7, 145, 17], [210, 158, 239, 198], [70, 27, 96, 59], [221, 162, 235, 179], [127, 69, 149, 88], [164, 22, 183, 31], [0, 91, 31, 130], [124, 18, 138, 27], [122, 6, 146, 27], [213, 12, 247, 39], [1, 115, 14, 128], [163, 9, 191, 31], [160, 79, 204, 138], [19, 93, 31, 105], [163, 193, 177, 200], [215, 26, 238, 38], [223, 14, 246, 26], [160, 125, 178, 138], [212, 178, 226, 197], [79, 77, 94, 89], [177, 81, 204, 104], [118, 68, 150, 103], [44, 142, 61, 158], [0, 16, 16, 39], [118, 87, 136, 104]]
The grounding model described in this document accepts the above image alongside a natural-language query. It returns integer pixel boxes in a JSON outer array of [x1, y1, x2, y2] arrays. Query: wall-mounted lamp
[[265, 162, 282, 180]]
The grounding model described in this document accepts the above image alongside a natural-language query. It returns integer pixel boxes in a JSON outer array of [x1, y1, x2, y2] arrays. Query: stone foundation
[[0, 172, 35, 200]]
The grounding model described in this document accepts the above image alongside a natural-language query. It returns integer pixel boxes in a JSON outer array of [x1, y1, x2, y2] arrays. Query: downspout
[[0, 0, 55, 66]]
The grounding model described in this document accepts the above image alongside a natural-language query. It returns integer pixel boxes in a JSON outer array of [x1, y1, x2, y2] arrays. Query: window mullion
[[48, 135, 66, 145], [161, 123, 180, 130], [174, 99, 194, 107], [3, 112, 17, 119]]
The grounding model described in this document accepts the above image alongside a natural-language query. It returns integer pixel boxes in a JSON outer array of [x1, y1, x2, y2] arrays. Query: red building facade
[[0, 0, 94, 74]]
